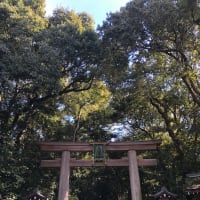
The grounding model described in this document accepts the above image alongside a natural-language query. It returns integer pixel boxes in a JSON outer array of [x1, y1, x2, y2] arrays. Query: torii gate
[[39, 140, 161, 200]]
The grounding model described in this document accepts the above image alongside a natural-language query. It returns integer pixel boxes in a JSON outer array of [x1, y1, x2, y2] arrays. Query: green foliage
[[70, 167, 131, 200], [0, 0, 200, 199], [98, 0, 200, 198], [0, 0, 100, 199]]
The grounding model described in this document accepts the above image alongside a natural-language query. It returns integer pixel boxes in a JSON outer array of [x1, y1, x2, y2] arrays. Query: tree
[[0, 1, 100, 198], [61, 79, 111, 141], [0, 2, 99, 145], [98, 0, 200, 198]]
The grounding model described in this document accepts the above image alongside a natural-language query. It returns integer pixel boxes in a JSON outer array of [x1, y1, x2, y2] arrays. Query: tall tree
[[98, 0, 200, 198], [0, 1, 100, 198]]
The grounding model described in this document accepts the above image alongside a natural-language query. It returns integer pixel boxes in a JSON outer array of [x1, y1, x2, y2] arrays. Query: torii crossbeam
[[39, 140, 161, 200]]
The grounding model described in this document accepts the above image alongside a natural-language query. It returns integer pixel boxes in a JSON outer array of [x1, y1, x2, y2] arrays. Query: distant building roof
[[186, 172, 200, 178], [185, 184, 200, 193], [25, 191, 48, 200], [152, 187, 177, 199], [185, 184, 200, 199]]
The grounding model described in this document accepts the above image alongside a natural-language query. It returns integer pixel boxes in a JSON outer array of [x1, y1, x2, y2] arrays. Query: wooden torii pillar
[[39, 140, 161, 200]]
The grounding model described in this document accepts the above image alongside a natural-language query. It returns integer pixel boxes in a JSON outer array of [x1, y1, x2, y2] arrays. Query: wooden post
[[128, 150, 142, 200], [58, 151, 70, 200]]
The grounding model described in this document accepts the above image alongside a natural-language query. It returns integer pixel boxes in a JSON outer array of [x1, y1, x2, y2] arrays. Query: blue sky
[[45, 0, 131, 27]]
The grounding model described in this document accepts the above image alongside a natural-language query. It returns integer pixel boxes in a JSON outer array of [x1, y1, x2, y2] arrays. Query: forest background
[[0, 0, 200, 199]]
